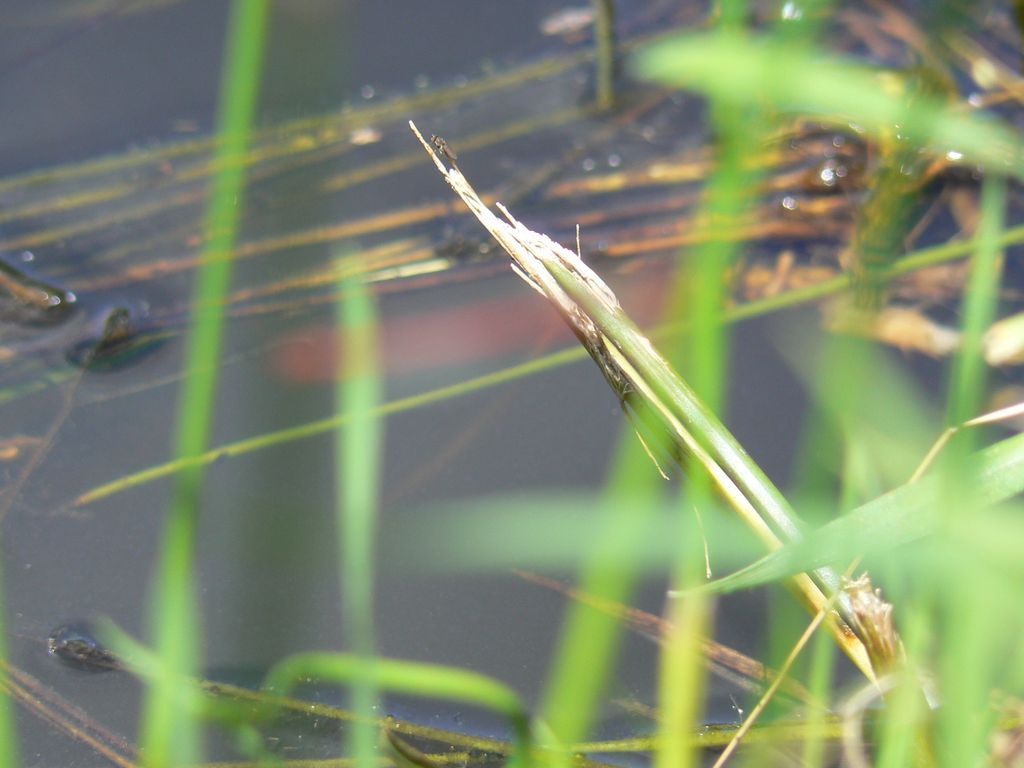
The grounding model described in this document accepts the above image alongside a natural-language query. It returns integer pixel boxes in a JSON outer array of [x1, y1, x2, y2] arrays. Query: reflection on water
[[0, 0, 1020, 764], [63, 301, 165, 371], [46, 621, 118, 672], [0, 250, 77, 327]]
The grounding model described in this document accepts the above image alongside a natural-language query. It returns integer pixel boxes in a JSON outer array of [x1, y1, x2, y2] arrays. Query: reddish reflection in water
[[269, 267, 673, 382]]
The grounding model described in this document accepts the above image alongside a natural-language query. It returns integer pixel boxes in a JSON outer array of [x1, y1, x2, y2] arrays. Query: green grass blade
[[72, 347, 582, 506], [539, 431, 664, 757], [547, 254, 807, 544], [655, 21, 757, 762], [937, 174, 1006, 767], [874, 604, 933, 768], [263, 653, 532, 768], [102, 620, 535, 760], [140, 1, 269, 765], [541, 258, 854, 618], [591, 0, 617, 109], [699, 430, 1024, 594], [335, 276, 383, 766], [801, 626, 837, 768], [947, 176, 1007, 431], [387, 491, 761, 574], [0, 564, 18, 768], [633, 30, 1024, 178], [658, 548, 711, 768]]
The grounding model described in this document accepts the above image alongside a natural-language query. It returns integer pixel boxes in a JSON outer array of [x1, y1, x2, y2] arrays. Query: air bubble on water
[[781, 196, 797, 211], [607, 153, 622, 168], [414, 74, 429, 90], [781, 1, 803, 20], [360, 84, 375, 99], [582, 157, 596, 172], [18, 250, 34, 263]]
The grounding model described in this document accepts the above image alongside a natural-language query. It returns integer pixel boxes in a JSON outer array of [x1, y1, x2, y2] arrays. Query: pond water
[[1, 1, 1020, 765]]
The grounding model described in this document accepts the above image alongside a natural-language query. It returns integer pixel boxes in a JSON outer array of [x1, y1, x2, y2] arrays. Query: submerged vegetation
[[2, 0, 1024, 766]]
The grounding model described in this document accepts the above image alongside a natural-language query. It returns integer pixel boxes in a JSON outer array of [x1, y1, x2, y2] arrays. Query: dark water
[[0, 1, 1016, 765]]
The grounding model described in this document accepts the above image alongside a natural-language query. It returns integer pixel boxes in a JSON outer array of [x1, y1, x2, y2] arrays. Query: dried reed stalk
[[409, 120, 875, 680]]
